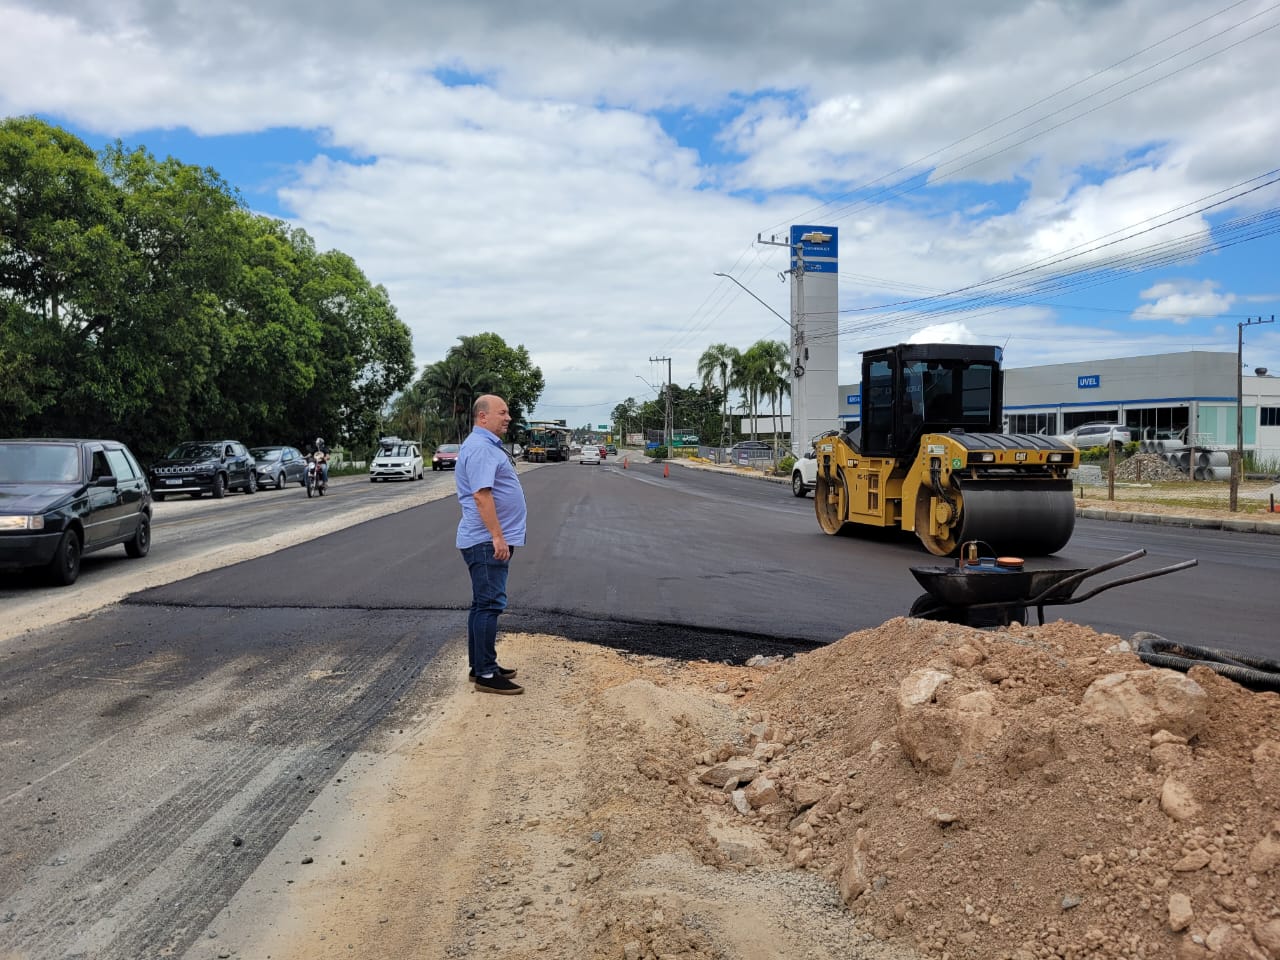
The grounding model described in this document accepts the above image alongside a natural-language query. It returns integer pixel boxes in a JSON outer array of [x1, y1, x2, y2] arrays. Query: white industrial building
[[832, 350, 1280, 464]]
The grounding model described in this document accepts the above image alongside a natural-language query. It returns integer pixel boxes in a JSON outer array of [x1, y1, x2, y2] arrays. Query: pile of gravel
[[1113, 453, 1188, 482]]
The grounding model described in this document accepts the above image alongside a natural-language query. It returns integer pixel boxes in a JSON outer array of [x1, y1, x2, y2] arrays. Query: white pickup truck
[[1053, 422, 1132, 450], [791, 448, 819, 497]]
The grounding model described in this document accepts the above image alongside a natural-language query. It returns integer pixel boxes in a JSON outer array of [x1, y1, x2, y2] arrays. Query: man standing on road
[[455, 395, 526, 695]]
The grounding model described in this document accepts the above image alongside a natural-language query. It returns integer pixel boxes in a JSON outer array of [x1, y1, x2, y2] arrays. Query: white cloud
[[1133, 280, 1236, 324], [2, 0, 1279, 418], [907, 322, 979, 344]]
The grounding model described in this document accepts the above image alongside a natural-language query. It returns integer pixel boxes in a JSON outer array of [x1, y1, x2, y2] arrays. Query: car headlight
[[0, 515, 45, 531]]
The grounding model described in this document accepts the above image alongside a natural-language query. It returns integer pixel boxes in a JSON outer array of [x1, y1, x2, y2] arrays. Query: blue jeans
[[461, 542, 513, 676]]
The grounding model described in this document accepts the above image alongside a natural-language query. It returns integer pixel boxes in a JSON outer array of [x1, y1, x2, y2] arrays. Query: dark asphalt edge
[[115, 596, 830, 660], [658, 456, 1280, 537]]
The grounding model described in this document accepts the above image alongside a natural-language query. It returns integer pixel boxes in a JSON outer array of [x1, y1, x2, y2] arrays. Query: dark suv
[[149, 440, 258, 500], [0, 438, 152, 585]]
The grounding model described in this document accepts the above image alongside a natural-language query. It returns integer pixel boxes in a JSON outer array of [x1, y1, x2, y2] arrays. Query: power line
[[803, 176, 1280, 343], [762, 0, 1280, 234]]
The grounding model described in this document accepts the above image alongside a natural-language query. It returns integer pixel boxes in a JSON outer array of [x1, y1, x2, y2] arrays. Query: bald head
[[472, 395, 512, 435]]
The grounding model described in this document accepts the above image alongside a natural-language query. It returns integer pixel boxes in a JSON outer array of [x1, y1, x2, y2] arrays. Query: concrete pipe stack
[[1196, 450, 1229, 469], [1193, 465, 1231, 481]]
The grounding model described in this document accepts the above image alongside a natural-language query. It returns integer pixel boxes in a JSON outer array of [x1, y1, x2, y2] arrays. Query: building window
[[1063, 410, 1117, 431], [1262, 407, 1280, 427], [1008, 413, 1057, 435]]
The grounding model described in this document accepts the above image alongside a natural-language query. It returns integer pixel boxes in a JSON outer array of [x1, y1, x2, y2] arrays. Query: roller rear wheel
[[915, 491, 960, 557], [814, 471, 850, 535]]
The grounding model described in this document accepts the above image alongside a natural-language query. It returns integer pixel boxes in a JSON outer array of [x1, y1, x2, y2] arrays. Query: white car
[[1053, 423, 1132, 450], [791, 448, 818, 497], [579, 446, 602, 465], [790, 431, 843, 497], [370, 440, 424, 481]]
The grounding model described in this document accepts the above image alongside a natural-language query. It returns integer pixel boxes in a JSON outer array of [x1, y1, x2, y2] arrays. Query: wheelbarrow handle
[[1025, 549, 1147, 606], [1054, 558, 1198, 605]]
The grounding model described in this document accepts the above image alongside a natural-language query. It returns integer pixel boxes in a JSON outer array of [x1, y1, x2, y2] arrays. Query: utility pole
[[1233, 316, 1275, 511], [650, 355, 672, 453]]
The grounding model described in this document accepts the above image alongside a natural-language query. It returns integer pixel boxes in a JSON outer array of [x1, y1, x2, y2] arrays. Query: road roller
[[813, 343, 1080, 556]]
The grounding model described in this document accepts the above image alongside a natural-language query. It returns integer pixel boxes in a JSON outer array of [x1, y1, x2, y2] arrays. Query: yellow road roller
[[814, 343, 1080, 556]]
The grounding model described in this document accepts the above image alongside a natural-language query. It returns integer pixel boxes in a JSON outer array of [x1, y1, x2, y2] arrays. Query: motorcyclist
[[309, 438, 330, 488]]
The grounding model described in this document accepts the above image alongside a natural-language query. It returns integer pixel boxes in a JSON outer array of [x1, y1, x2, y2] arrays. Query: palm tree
[[697, 343, 740, 449], [735, 342, 775, 443], [421, 355, 494, 441], [754, 340, 789, 453]]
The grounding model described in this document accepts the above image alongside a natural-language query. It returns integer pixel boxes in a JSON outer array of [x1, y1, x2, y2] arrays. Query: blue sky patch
[[46, 118, 369, 218]]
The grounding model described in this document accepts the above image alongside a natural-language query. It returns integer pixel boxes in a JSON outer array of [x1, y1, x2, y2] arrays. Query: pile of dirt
[[595, 619, 1280, 959]]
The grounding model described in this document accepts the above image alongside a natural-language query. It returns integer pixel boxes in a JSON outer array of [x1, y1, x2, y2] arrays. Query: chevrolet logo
[[800, 231, 832, 243]]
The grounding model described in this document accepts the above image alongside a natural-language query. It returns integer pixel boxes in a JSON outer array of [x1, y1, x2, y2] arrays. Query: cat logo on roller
[[812, 343, 1080, 557]]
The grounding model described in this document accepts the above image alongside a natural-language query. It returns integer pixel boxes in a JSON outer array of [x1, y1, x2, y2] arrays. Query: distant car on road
[[430, 443, 460, 472], [371, 439, 424, 481], [0, 438, 152, 585], [1053, 423, 1132, 451], [250, 445, 307, 489], [149, 440, 257, 500], [605, 444, 618, 456], [579, 446, 602, 465]]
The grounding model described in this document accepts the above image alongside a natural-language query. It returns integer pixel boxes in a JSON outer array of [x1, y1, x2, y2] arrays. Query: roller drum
[[953, 480, 1076, 556]]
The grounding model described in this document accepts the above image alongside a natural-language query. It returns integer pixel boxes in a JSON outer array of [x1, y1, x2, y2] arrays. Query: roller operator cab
[[813, 344, 1080, 556]]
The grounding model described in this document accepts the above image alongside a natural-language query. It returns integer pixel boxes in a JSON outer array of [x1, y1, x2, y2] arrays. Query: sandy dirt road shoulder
[[223, 633, 911, 960]]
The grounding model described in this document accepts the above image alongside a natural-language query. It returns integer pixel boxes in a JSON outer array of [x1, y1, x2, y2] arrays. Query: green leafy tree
[[450, 333, 544, 426], [0, 119, 414, 461], [411, 332, 544, 442], [610, 398, 639, 444]]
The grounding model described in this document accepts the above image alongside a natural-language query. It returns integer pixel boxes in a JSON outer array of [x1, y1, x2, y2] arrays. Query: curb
[[1076, 507, 1280, 535]]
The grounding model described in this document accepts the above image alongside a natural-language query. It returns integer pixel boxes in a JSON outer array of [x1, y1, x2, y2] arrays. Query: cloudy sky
[[4, 0, 1279, 426]]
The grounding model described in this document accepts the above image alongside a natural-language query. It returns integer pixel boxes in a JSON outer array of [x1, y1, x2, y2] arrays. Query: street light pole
[[714, 270, 797, 456], [712, 273, 794, 331], [649, 356, 672, 454], [1234, 315, 1275, 511]]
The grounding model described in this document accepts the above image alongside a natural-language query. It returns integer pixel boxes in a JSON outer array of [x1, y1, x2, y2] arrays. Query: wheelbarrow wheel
[[909, 593, 965, 623], [909, 593, 1026, 628]]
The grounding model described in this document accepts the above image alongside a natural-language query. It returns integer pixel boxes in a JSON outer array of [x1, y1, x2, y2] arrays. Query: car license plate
[[165, 479, 182, 485]]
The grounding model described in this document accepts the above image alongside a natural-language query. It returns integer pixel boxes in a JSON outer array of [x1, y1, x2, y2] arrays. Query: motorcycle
[[305, 455, 328, 497]]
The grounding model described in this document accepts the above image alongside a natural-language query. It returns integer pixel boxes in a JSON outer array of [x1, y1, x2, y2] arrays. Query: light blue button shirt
[[455, 427, 527, 549]]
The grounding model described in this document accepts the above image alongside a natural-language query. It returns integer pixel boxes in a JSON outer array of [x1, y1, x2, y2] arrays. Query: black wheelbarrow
[[908, 548, 1198, 627]]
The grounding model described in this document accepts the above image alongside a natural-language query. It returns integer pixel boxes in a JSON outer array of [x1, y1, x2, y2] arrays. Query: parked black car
[[250, 445, 308, 489], [149, 440, 257, 500], [0, 438, 152, 585]]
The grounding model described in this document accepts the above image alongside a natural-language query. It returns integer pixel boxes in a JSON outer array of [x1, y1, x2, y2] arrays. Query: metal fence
[[697, 445, 780, 466]]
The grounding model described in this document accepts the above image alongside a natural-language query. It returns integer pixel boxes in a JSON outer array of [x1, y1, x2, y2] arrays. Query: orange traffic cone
[[623, 456, 628, 469], [663, 463, 669, 478]]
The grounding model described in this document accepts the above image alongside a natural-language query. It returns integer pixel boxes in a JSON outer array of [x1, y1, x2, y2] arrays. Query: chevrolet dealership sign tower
[[787, 225, 839, 449]]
